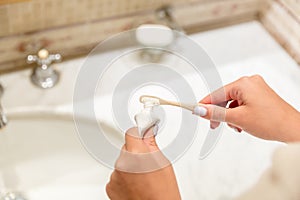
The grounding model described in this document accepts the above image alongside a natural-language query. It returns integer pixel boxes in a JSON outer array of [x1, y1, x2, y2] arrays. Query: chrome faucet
[[156, 6, 185, 33], [0, 84, 7, 129], [27, 49, 62, 89]]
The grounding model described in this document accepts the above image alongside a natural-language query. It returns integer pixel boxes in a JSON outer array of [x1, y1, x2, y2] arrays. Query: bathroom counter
[[1, 21, 300, 199]]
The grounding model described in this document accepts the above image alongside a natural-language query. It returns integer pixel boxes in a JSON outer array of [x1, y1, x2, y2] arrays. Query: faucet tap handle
[[49, 53, 62, 63], [27, 49, 62, 65], [38, 48, 49, 59], [26, 54, 38, 64]]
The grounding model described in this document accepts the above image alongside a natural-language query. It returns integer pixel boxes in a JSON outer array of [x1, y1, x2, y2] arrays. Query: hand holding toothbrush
[[195, 75, 300, 142]]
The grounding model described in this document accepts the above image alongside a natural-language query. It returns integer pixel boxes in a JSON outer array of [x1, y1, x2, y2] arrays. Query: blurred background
[[0, 0, 299, 73], [0, 0, 300, 200]]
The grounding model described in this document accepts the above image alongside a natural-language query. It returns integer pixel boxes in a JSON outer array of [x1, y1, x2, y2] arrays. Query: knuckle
[[251, 74, 263, 81], [229, 85, 243, 99], [236, 76, 251, 88], [238, 76, 250, 83]]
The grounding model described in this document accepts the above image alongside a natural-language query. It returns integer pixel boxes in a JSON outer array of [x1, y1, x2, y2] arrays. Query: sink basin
[[0, 114, 114, 200]]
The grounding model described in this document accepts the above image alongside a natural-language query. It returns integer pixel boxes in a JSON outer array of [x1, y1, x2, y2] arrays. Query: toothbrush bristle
[[139, 95, 160, 105]]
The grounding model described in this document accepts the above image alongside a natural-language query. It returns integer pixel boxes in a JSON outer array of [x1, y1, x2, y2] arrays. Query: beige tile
[[0, 0, 279, 73], [0, 5, 9, 36], [284, 0, 300, 15]]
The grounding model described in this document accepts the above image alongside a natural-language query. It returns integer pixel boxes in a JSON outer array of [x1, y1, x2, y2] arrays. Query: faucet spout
[[156, 6, 185, 33], [0, 107, 8, 129]]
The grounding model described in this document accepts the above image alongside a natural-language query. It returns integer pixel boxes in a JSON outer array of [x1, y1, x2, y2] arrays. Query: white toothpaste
[[134, 97, 160, 137], [139, 96, 160, 107]]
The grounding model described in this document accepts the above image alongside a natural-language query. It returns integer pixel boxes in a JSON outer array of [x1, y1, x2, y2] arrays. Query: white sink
[[0, 114, 113, 200]]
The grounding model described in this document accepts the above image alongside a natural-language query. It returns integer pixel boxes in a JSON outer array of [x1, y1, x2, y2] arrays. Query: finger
[[194, 104, 243, 124], [194, 104, 225, 121], [210, 121, 220, 129], [116, 127, 169, 173], [125, 127, 159, 153], [208, 101, 227, 129], [199, 79, 243, 105]]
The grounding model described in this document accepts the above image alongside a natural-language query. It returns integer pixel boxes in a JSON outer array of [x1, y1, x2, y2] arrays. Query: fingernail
[[193, 106, 207, 117], [210, 122, 218, 129]]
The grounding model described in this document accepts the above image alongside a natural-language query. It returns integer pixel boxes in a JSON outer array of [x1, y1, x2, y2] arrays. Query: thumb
[[116, 126, 169, 173], [193, 104, 239, 123], [125, 126, 159, 153]]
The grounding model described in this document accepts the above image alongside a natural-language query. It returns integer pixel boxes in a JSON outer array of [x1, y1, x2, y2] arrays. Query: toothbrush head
[[139, 95, 161, 107]]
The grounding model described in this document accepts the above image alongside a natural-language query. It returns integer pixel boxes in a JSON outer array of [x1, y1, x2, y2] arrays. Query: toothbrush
[[139, 95, 204, 112]]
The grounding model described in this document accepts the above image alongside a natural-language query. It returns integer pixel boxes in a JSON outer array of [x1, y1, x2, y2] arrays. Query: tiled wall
[[283, 0, 300, 16], [0, 0, 300, 73], [261, 0, 300, 64], [0, 0, 261, 73], [0, 0, 200, 37]]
